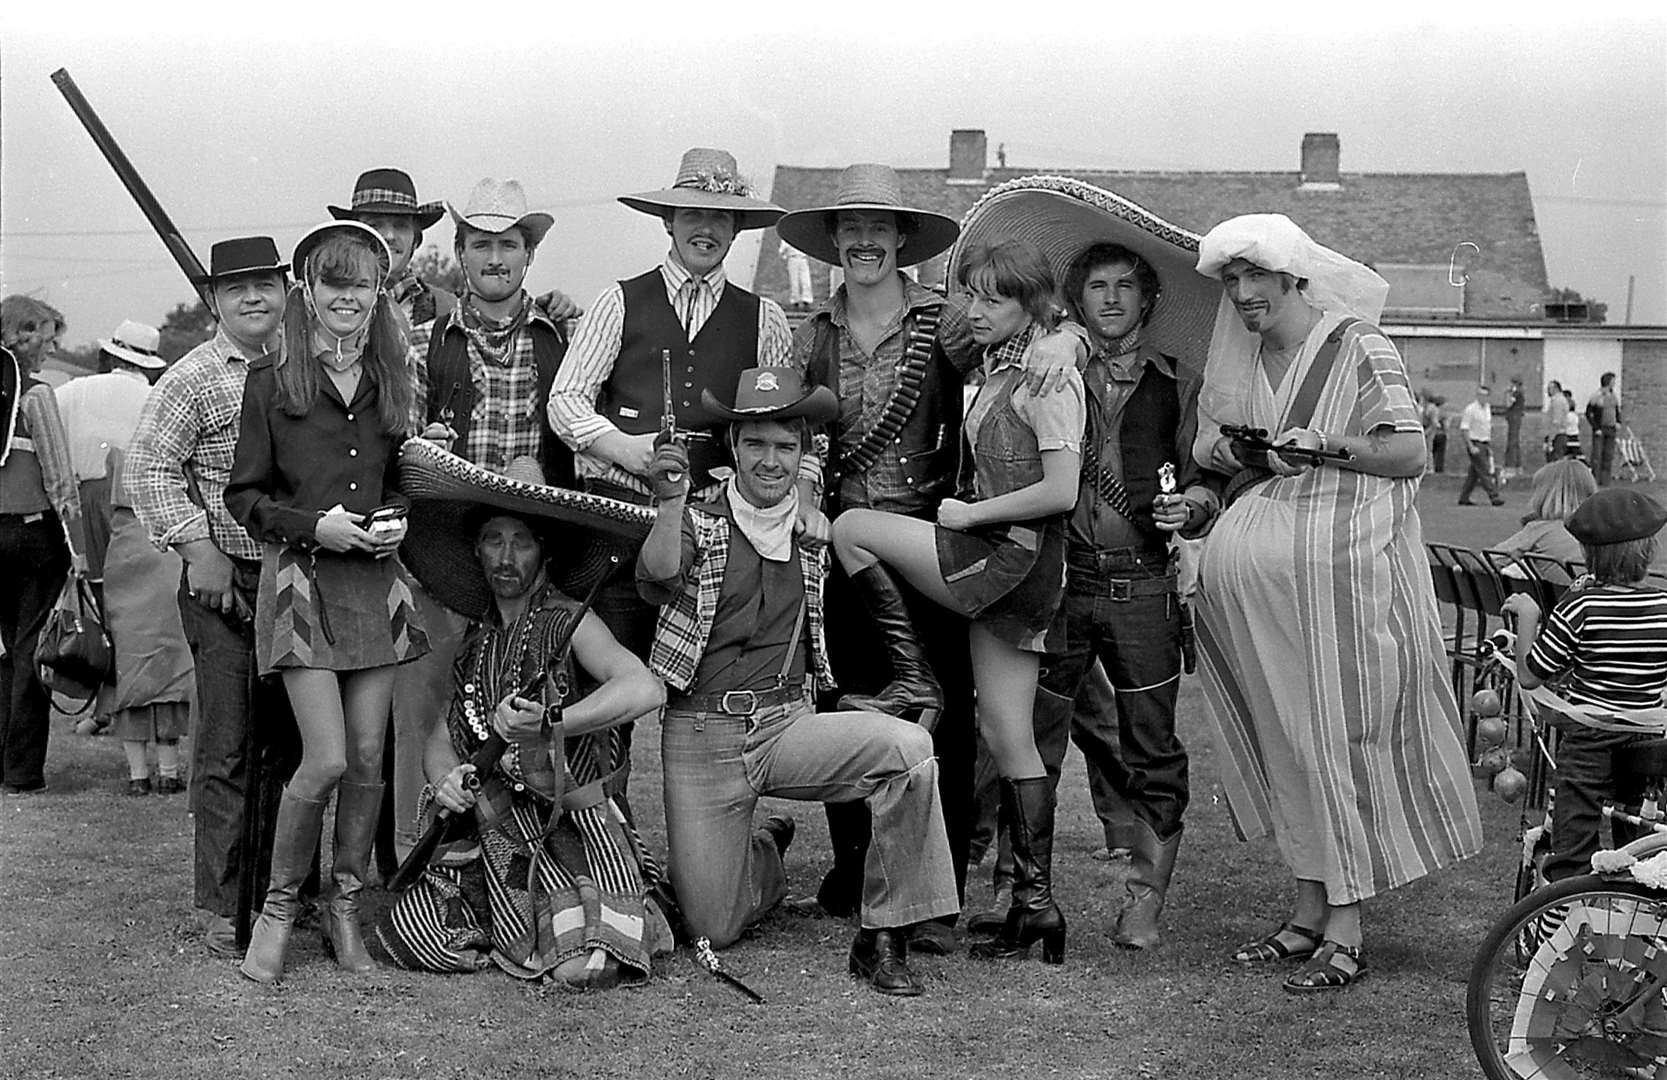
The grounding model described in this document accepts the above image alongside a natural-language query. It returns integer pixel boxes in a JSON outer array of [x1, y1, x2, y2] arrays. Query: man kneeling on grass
[[637, 367, 959, 996]]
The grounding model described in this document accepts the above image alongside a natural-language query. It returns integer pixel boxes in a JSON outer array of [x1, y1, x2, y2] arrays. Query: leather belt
[[1066, 549, 1176, 601], [666, 682, 807, 717]]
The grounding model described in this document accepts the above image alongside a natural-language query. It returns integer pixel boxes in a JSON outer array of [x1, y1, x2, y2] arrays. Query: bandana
[[727, 477, 798, 562], [460, 291, 530, 366]]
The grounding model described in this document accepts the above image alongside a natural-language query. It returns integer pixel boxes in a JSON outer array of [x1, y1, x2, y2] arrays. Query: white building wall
[[1544, 336, 1623, 402]]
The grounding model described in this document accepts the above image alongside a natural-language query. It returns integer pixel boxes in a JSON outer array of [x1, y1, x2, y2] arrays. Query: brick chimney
[[948, 129, 988, 185], [1300, 132, 1341, 190]]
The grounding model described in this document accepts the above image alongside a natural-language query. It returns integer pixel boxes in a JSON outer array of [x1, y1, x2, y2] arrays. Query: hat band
[[672, 172, 754, 198], [353, 188, 420, 210], [111, 339, 159, 357]]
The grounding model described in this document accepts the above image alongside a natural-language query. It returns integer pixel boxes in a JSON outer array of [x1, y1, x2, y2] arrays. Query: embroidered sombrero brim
[[398, 439, 655, 621], [949, 176, 1223, 376], [775, 204, 959, 269], [618, 189, 785, 231]]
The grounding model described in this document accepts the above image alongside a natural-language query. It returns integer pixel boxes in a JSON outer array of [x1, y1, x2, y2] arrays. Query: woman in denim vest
[[831, 238, 1085, 963]]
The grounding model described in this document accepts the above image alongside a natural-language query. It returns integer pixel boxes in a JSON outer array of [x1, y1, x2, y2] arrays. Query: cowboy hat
[[190, 236, 288, 285], [948, 176, 1222, 375], [775, 163, 960, 268], [447, 178, 554, 248], [329, 168, 445, 230], [700, 367, 838, 425], [397, 440, 654, 621], [96, 319, 165, 370], [618, 148, 784, 232], [291, 220, 393, 284]]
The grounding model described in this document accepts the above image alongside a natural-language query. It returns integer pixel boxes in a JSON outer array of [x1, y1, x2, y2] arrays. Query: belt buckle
[[1107, 578, 1132, 602], [720, 690, 758, 716]]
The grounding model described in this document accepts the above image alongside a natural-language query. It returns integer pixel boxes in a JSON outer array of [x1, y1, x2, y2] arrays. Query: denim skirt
[[934, 517, 1067, 654]]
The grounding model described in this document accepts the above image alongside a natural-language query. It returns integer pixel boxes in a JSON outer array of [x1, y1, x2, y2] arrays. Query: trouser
[[1592, 426, 1618, 485], [77, 478, 114, 586], [1504, 416, 1523, 469], [1430, 431, 1447, 473], [1459, 443, 1501, 502], [384, 586, 469, 861], [661, 696, 958, 947], [1544, 726, 1649, 883], [176, 558, 300, 917], [1034, 551, 1189, 842], [821, 554, 975, 897], [0, 515, 68, 790]]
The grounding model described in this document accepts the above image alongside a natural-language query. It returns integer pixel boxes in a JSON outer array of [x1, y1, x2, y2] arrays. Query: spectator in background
[[1503, 376, 1526, 478], [1419, 390, 1445, 474], [1585, 372, 1622, 485], [1458, 384, 1504, 506], [1563, 389, 1581, 457], [780, 239, 814, 310], [1492, 458, 1597, 572], [1545, 380, 1570, 462]]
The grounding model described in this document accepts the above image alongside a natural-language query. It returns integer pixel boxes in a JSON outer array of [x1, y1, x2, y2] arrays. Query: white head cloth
[[1191, 214, 1391, 472]]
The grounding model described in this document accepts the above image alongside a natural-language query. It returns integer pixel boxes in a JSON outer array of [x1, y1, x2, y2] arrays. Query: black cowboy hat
[[190, 236, 289, 286], [329, 168, 445, 230]]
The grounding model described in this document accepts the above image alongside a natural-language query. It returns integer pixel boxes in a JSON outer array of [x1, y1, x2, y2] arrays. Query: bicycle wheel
[[1469, 874, 1667, 1080]]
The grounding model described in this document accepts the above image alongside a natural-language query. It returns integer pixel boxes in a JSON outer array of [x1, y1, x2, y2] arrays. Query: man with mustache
[[126, 237, 299, 955], [637, 367, 958, 996]]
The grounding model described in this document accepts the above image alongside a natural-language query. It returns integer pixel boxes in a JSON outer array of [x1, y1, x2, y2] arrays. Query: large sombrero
[[618, 148, 784, 232], [948, 176, 1223, 375], [774, 163, 960, 268], [398, 439, 655, 621]]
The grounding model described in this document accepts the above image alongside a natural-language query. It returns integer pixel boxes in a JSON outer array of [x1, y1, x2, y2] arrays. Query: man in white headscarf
[[1189, 214, 1481, 994]]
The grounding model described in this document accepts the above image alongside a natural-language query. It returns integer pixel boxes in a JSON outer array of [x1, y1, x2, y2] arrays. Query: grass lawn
[[4, 469, 1664, 1080]]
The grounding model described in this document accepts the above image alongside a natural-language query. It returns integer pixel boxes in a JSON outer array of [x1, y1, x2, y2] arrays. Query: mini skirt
[[935, 517, 1067, 654], [255, 543, 429, 676]]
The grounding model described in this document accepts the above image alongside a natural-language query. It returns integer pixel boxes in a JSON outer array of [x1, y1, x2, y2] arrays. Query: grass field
[[4, 469, 1664, 1080]]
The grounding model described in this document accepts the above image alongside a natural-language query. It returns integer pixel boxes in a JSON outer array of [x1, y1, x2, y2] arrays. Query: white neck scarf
[[726, 478, 798, 562]]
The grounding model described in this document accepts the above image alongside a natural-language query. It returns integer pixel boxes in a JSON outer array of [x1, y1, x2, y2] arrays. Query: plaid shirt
[[407, 294, 552, 474], [636, 496, 834, 694], [125, 328, 263, 560]]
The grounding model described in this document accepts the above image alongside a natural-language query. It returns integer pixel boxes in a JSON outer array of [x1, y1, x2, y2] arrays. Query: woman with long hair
[[1495, 458, 1598, 569], [225, 221, 428, 983], [831, 238, 1085, 963]]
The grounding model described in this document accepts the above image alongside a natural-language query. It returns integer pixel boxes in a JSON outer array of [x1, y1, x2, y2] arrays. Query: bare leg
[[969, 623, 1044, 780], [280, 668, 349, 800], [339, 667, 395, 783], [832, 510, 966, 615]]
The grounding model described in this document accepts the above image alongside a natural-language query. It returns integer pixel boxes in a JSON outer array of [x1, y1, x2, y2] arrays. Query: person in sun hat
[[377, 441, 671, 986], [225, 218, 430, 984], [124, 235, 298, 956], [637, 366, 958, 997], [1190, 212, 1481, 993]]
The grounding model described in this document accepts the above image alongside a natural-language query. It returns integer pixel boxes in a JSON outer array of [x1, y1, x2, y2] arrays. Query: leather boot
[[324, 781, 383, 973], [970, 778, 1065, 964], [836, 565, 943, 725], [966, 833, 1014, 937], [240, 787, 328, 984], [815, 800, 869, 918], [1112, 821, 1182, 950], [849, 927, 922, 996]]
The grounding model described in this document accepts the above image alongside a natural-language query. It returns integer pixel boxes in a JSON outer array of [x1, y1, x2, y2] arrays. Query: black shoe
[[1456, 500, 1476, 506], [760, 814, 796, 860], [1490, 498, 1506, 506], [125, 778, 153, 797], [154, 776, 184, 795], [849, 928, 923, 996], [909, 918, 959, 956]]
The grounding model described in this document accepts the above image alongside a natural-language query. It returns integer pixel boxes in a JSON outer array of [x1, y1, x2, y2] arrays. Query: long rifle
[[388, 558, 616, 893], [50, 68, 211, 307]]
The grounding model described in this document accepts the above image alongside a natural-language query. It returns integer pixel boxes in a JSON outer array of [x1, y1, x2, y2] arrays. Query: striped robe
[[1194, 312, 1482, 904]]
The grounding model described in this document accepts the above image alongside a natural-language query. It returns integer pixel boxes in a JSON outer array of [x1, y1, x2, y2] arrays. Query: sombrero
[[398, 439, 655, 621], [774, 163, 959, 268], [948, 176, 1223, 375], [618, 148, 784, 232]]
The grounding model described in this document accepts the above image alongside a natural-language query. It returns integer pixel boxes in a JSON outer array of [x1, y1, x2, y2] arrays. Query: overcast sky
[[3, 2, 1663, 347]]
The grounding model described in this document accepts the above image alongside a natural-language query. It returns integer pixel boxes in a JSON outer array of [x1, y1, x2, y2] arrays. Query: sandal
[[1281, 941, 1367, 993], [1229, 921, 1323, 963]]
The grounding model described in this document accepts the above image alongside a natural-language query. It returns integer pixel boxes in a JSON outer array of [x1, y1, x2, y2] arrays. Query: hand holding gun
[[1222, 424, 1354, 469], [656, 348, 686, 486]]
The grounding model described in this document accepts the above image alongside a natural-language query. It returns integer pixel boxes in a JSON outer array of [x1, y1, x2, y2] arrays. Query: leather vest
[[1112, 359, 1183, 547]]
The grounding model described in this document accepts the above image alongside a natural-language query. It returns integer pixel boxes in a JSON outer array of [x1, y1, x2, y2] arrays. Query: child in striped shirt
[[1504, 488, 1667, 882]]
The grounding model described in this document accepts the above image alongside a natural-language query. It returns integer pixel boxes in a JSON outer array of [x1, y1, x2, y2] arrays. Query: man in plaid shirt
[[636, 367, 957, 997], [125, 236, 298, 956]]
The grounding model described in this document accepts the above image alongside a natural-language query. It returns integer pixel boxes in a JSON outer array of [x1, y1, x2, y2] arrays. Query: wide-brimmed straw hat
[[448, 178, 554, 248], [291, 220, 393, 284], [700, 367, 838, 424], [191, 236, 289, 285], [948, 176, 1222, 373], [329, 168, 445, 230], [97, 319, 165, 370], [618, 148, 784, 231], [398, 440, 655, 621], [774, 163, 959, 268]]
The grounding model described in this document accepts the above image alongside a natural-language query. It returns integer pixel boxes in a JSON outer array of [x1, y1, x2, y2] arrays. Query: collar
[[212, 326, 267, 365], [387, 267, 426, 304], [723, 479, 798, 562], [984, 322, 1040, 374], [661, 257, 727, 300], [1091, 341, 1178, 385], [823, 274, 943, 329], [440, 291, 556, 335]]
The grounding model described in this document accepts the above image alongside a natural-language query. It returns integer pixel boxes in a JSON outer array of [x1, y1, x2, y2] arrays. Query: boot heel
[[1039, 928, 1066, 965]]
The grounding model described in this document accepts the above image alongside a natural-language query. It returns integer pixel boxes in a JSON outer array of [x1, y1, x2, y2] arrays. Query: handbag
[[36, 574, 114, 699]]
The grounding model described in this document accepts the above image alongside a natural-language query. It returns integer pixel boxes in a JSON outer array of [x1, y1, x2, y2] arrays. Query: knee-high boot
[[970, 777, 1065, 963], [837, 565, 943, 724], [1111, 821, 1182, 950], [816, 800, 870, 918], [240, 787, 328, 983], [324, 781, 383, 972]]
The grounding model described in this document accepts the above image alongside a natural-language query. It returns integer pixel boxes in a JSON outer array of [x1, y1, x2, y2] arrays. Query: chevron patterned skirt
[[254, 543, 429, 675]]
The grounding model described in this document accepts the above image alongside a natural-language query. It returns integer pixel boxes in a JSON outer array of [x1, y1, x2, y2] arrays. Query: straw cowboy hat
[[97, 319, 165, 370], [949, 176, 1223, 374], [700, 367, 838, 425], [618, 148, 784, 231], [329, 168, 445, 230], [774, 163, 960, 268], [397, 440, 654, 621], [291, 220, 393, 284], [190, 236, 289, 285], [448, 178, 555, 248]]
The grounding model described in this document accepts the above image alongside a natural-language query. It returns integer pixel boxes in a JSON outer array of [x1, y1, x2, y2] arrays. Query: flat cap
[[1567, 488, 1667, 545]]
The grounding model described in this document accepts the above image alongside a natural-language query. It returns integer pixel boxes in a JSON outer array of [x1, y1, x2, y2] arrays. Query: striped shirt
[[0, 381, 82, 525], [548, 257, 792, 495], [125, 328, 265, 561], [1526, 584, 1667, 709]]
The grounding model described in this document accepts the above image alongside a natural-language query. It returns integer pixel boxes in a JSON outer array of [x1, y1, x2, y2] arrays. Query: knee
[[291, 754, 347, 798], [890, 722, 937, 772]]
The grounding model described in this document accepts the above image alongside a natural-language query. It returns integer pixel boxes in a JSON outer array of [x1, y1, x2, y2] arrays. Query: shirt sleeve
[[634, 511, 698, 607], [125, 365, 213, 552], [22, 385, 83, 537], [756, 298, 792, 366], [1525, 597, 1581, 682], [548, 283, 627, 451], [222, 368, 321, 549], [1351, 327, 1422, 436], [1012, 365, 1086, 454]]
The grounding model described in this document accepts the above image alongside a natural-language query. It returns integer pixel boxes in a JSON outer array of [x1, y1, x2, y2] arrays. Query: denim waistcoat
[[964, 326, 1047, 502]]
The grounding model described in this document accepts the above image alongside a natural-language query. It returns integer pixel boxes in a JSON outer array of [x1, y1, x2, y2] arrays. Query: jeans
[[0, 515, 68, 790], [1459, 443, 1501, 503], [176, 560, 299, 917], [661, 696, 958, 946], [1592, 426, 1618, 485], [1545, 725, 1649, 883]]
